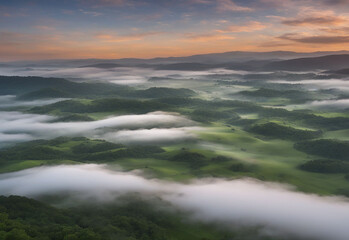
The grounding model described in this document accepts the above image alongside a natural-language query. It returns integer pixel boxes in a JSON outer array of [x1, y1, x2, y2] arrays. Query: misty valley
[[1, 52, 349, 240]]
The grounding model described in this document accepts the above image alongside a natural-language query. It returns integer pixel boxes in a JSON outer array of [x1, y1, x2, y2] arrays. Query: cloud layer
[[0, 111, 197, 146], [0, 95, 67, 108], [0, 66, 240, 85], [1, 164, 349, 240]]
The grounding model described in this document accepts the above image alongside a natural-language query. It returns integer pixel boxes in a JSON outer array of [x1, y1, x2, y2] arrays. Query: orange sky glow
[[1, 0, 349, 61]]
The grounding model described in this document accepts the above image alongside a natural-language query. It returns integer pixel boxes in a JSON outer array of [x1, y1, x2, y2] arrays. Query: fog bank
[[0, 95, 68, 108], [270, 79, 349, 92], [307, 99, 349, 109], [0, 111, 197, 146], [102, 127, 199, 144], [0, 66, 243, 85], [1, 164, 349, 240]]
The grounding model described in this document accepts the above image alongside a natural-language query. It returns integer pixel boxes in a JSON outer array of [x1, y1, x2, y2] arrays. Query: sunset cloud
[[35, 25, 56, 31], [216, 0, 253, 12], [281, 9, 349, 26], [321, 26, 349, 34], [1, 0, 349, 61], [282, 15, 348, 26], [95, 32, 163, 42], [217, 21, 266, 33], [184, 33, 235, 41], [279, 33, 349, 44]]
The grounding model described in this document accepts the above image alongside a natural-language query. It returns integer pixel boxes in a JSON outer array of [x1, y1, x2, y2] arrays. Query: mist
[[307, 99, 349, 109], [0, 164, 348, 240], [102, 127, 200, 144], [0, 111, 197, 146], [270, 79, 349, 92], [283, 99, 349, 111], [0, 95, 68, 108], [0, 66, 243, 85]]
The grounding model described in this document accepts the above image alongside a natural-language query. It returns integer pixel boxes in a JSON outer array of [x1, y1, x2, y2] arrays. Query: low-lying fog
[[0, 95, 68, 108], [280, 99, 349, 111], [0, 111, 198, 146], [305, 99, 349, 110], [0, 164, 348, 240], [270, 79, 349, 93], [0, 66, 242, 85]]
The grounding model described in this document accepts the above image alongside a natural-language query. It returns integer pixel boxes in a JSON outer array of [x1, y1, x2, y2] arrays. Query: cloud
[[306, 99, 349, 109], [217, 21, 266, 33], [97, 0, 125, 5], [279, 33, 349, 44], [0, 66, 240, 86], [167, 178, 349, 240], [102, 127, 199, 144], [80, 0, 127, 7], [268, 79, 349, 92], [321, 26, 349, 34], [35, 25, 56, 31], [79, 9, 103, 16], [0, 66, 150, 85], [281, 8, 349, 27], [95, 32, 163, 42], [0, 95, 67, 108], [321, 0, 349, 5], [259, 41, 293, 48], [0, 133, 34, 144], [257, 0, 293, 8], [0, 111, 196, 146], [282, 16, 348, 26], [216, 0, 253, 12], [0, 165, 158, 200], [189, 0, 213, 4], [257, 0, 349, 9], [184, 33, 235, 42], [1, 164, 349, 240]]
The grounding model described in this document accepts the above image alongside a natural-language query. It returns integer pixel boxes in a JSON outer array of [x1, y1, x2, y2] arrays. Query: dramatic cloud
[[2, 0, 349, 60], [279, 33, 349, 44], [1, 164, 349, 240], [282, 15, 348, 26], [0, 111, 196, 146]]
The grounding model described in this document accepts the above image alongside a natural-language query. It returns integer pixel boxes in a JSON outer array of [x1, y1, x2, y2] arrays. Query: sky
[[0, 0, 349, 61]]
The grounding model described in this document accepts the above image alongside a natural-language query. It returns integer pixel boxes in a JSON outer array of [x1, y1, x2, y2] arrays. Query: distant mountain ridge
[[2, 50, 349, 67], [79, 63, 123, 69], [264, 54, 349, 71], [324, 68, 349, 75]]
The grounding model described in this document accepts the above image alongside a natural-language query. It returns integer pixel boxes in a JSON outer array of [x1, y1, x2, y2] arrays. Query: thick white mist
[[0, 164, 349, 240]]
